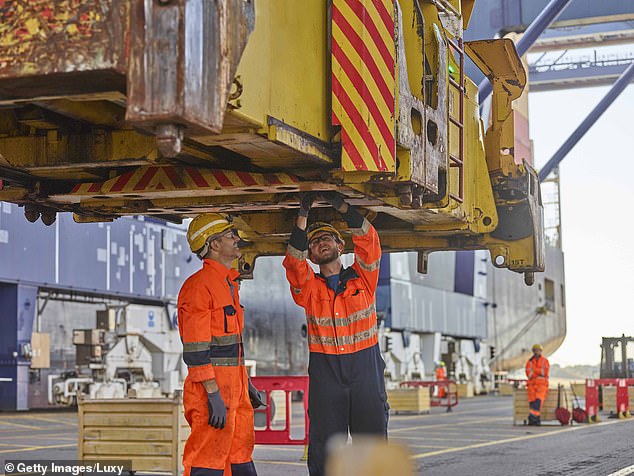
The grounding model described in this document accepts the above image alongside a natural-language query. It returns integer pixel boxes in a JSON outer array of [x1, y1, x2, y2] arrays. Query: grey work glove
[[321, 191, 347, 213], [298, 192, 318, 217], [248, 378, 266, 409], [207, 391, 227, 429]]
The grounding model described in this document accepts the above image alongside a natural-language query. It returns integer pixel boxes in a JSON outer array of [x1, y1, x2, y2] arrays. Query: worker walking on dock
[[525, 343, 550, 425], [178, 213, 265, 476], [283, 193, 389, 476]]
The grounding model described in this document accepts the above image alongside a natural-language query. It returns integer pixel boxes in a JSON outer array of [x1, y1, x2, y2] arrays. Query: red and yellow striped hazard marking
[[332, 0, 396, 173], [68, 166, 300, 199]]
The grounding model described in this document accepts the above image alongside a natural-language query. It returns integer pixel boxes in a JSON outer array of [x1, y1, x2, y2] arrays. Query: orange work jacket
[[178, 259, 245, 382], [178, 259, 254, 474], [283, 217, 381, 355], [525, 355, 549, 387]]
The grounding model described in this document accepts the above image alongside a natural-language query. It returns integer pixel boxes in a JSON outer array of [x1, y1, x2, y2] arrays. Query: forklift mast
[[600, 335, 634, 379]]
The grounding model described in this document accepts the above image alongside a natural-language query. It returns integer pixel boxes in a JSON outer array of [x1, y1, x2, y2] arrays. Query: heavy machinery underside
[[0, 0, 544, 282]]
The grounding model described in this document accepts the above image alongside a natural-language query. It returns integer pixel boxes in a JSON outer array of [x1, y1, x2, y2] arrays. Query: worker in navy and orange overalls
[[525, 343, 550, 426], [283, 192, 389, 476], [178, 213, 265, 476]]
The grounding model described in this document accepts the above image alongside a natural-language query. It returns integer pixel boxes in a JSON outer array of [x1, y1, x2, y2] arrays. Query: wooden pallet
[[78, 395, 189, 474], [387, 387, 431, 414], [456, 383, 474, 398], [513, 387, 570, 425], [498, 382, 515, 396], [570, 382, 586, 399], [601, 386, 634, 413]]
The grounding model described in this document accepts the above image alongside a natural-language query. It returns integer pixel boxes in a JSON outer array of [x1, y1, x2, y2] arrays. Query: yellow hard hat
[[531, 343, 543, 352], [440, 361, 446, 367], [187, 213, 234, 253], [307, 221, 343, 243]]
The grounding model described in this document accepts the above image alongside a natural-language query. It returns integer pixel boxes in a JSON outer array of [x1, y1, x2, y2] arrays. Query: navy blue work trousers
[[307, 344, 389, 476]]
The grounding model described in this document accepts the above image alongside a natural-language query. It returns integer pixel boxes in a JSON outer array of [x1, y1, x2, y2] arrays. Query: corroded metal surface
[[395, 2, 448, 195], [0, 1, 545, 278], [0, 0, 128, 97], [126, 0, 255, 135]]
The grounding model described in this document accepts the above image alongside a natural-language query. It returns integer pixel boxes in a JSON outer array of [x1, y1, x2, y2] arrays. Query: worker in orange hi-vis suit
[[435, 362, 447, 398], [178, 213, 265, 476], [283, 192, 389, 476], [525, 343, 550, 426]]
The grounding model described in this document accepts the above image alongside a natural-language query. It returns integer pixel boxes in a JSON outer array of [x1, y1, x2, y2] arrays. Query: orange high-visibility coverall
[[525, 355, 550, 422], [436, 366, 447, 398], [283, 212, 388, 476], [178, 259, 255, 476]]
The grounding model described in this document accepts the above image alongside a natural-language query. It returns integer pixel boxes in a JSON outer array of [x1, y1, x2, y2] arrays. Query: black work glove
[[207, 391, 227, 429], [298, 192, 317, 217], [248, 378, 266, 409], [321, 191, 347, 213]]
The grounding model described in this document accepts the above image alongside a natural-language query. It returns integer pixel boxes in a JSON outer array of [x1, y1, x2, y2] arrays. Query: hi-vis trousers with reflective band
[[307, 345, 389, 476], [182, 366, 255, 476], [527, 379, 548, 420]]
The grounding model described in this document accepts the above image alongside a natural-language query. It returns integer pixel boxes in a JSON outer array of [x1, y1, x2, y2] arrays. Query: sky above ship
[[529, 47, 634, 366]]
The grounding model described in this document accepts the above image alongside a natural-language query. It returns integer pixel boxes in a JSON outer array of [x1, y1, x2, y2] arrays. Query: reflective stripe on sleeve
[[287, 244, 308, 260], [209, 335, 243, 366], [357, 256, 381, 272], [184, 335, 243, 368], [183, 341, 211, 352]]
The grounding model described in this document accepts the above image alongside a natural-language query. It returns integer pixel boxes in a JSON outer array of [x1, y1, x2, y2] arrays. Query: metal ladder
[[447, 36, 465, 203]]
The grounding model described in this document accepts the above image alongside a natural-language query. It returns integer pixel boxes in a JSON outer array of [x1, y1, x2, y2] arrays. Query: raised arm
[[282, 193, 317, 307], [323, 193, 381, 294]]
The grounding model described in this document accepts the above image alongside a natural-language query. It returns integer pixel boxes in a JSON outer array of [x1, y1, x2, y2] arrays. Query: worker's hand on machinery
[[321, 192, 348, 213], [207, 391, 227, 429], [248, 378, 267, 409], [298, 192, 317, 217]]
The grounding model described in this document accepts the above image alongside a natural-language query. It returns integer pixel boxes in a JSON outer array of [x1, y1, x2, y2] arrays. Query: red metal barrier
[[616, 379, 631, 417], [586, 379, 599, 422], [399, 380, 459, 412], [250, 375, 309, 445], [585, 378, 634, 422]]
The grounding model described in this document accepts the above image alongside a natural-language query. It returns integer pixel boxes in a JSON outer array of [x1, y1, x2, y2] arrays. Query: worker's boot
[[231, 461, 257, 476]]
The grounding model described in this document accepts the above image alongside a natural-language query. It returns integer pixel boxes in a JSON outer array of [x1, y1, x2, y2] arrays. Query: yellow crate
[[78, 395, 189, 474], [387, 387, 430, 414], [498, 382, 514, 396], [569, 383, 586, 399], [456, 383, 474, 398], [601, 386, 634, 413], [513, 388, 570, 425]]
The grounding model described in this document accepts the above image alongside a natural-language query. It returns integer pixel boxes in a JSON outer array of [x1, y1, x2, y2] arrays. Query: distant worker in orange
[[178, 213, 265, 476], [435, 361, 447, 398], [525, 343, 549, 426]]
